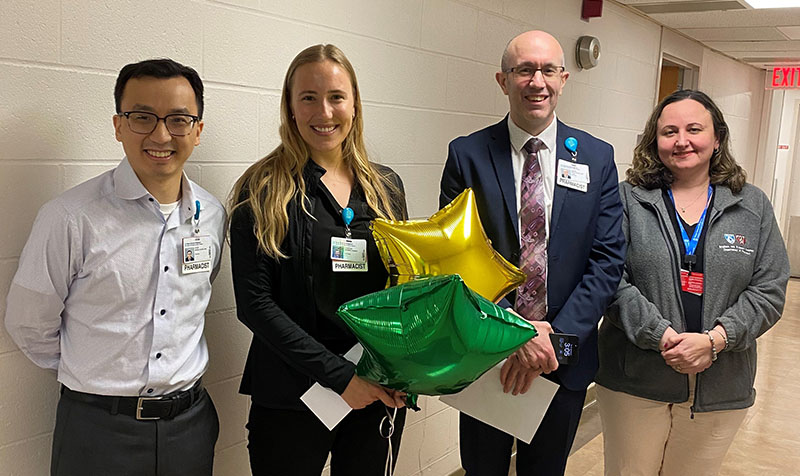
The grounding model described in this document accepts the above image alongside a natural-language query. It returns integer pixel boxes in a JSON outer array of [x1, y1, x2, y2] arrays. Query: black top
[[662, 186, 715, 333], [311, 182, 389, 355], [230, 160, 407, 409]]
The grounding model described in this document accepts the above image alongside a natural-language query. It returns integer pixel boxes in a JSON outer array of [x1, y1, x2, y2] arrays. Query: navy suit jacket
[[439, 118, 625, 391]]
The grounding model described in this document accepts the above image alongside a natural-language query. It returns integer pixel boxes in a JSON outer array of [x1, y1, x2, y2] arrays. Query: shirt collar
[[113, 157, 197, 223], [507, 114, 558, 155]]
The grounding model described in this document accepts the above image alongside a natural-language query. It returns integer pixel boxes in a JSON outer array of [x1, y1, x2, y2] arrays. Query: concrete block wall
[[0, 0, 766, 475]]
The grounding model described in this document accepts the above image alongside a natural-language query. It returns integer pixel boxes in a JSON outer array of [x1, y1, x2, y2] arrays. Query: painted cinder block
[[0, 352, 59, 447], [0, 433, 53, 476], [202, 5, 318, 90], [195, 87, 261, 165], [0, 0, 60, 63], [446, 58, 499, 115], [206, 378, 249, 451], [212, 441, 250, 476], [61, 0, 202, 72], [0, 259, 21, 355], [0, 65, 118, 161], [203, 309, 250, 386], [474, 11, 528, 67], [421, 0, 479, 59], [0, 164, 61, 259]]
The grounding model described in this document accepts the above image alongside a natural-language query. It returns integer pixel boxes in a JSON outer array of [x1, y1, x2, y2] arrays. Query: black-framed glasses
[[504, 65, 566, 82], [118, 111, 200, 136]]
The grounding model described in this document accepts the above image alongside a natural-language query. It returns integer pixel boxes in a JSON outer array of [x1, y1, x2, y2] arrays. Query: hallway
[[565, 278, 800, 475]]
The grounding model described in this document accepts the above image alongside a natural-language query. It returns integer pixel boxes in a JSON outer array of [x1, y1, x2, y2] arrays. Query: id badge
[[680, 269, 704, 296], [556, 159, 590, 192], [331, 237, 368, 272], [182, 236, 213, 274]]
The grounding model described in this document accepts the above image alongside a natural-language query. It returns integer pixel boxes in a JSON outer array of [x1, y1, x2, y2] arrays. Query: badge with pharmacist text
[[331, 206, 368, 272], [331, 237, 368, 272], [556, 137, 589, 192], [182, 236, 213, 274]]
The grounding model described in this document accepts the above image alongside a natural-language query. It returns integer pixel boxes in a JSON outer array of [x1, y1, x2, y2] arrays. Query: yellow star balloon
[[372, 188, 526, 303]]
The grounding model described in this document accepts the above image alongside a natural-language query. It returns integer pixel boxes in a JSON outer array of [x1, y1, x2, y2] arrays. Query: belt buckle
[[136, 396, 163, 421]]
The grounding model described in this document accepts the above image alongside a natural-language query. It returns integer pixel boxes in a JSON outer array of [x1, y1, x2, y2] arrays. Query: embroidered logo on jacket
[[719, 233, 754, 256], [724, 233, 735, 244]]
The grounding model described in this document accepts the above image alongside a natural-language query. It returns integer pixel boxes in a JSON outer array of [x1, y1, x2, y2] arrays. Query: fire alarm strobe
[[576, 36, 601, 70]]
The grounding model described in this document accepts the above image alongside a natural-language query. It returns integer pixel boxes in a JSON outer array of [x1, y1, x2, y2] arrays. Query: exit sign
[[767, 67, 800, 89]]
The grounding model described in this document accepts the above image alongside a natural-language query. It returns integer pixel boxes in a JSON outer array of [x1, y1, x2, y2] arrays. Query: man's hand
[[499, 354, 541, 395], [661, 332, 713, 374], [341, 375, 404, 409], [515, 320, 558, 374]]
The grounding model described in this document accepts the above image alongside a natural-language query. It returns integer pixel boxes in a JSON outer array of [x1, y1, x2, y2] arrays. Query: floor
[[564, 278, 800, 476]]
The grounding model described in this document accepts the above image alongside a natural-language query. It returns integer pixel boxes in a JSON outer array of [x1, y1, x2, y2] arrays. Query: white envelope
[[439, 360, 559, 444], [300, 344, 363, 430]]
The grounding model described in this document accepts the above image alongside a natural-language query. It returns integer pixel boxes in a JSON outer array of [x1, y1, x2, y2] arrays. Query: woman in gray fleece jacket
[[595, 89, 790, 476]]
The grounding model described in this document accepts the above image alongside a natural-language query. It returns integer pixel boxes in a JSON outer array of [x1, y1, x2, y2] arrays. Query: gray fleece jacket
[[595, 181, 790, 412]]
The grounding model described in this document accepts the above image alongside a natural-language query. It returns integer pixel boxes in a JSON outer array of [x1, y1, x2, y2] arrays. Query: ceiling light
[[743, 0, 800, 8]]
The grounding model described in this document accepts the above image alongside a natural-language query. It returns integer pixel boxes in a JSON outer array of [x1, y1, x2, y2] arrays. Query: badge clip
[[565, 137, 578, 162], [342, 207, 354, 239]]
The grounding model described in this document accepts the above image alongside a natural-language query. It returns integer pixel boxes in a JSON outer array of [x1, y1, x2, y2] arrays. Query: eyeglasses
[[118, 111, 200, 136], [504, 65, 566, 82]]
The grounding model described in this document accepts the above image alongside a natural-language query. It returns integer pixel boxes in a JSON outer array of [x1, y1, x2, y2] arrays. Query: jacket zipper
[[642, 199, 692, 406]]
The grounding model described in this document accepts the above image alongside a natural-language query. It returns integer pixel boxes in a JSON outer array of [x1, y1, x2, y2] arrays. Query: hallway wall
[[0, 1, 767, 474]]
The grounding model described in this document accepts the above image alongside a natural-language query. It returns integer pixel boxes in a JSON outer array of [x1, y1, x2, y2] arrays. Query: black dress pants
[[247, 401, 406, 476], [459, 384, 586, 476], [50, 389, 219, 476]]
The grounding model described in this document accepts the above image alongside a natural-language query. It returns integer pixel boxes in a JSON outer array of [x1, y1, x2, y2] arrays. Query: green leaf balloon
[[337, 274, 537, 398]]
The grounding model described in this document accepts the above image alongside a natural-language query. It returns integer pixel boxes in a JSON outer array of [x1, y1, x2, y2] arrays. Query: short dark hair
[[114, 58, 204, 118]]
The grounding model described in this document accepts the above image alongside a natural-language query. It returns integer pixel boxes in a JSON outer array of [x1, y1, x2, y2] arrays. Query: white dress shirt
[[5, 158, 226, 396], [508, 114, 558, 240]]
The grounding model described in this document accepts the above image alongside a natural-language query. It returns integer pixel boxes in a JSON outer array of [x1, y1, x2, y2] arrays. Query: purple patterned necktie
[[515, 137, 547, 321]]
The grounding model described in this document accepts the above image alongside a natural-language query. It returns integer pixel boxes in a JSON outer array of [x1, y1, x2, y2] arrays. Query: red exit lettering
[[769, 67, 800, 89]]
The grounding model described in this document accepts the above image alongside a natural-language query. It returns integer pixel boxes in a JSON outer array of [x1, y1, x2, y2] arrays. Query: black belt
[[61, 380, 205, 421]]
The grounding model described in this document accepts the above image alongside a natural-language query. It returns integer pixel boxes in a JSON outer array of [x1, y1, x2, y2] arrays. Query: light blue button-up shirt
[[5, 158, 226, 396]]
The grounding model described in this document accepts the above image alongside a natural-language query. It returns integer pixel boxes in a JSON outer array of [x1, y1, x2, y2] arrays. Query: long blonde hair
[[229, 44, 401, 258]]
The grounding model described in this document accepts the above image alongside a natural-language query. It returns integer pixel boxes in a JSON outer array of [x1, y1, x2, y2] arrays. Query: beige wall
[[0, 1, 766, 475]]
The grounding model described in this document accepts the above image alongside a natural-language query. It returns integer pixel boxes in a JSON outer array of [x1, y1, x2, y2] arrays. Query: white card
[[556, 159, 590, 192], [182, 235, 213, 274], [300, 344, 363, 430], [439, 359, 559, 444]]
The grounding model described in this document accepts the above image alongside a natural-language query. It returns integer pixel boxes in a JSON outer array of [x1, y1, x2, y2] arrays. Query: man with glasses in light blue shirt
[[5, 59, 225, 476]]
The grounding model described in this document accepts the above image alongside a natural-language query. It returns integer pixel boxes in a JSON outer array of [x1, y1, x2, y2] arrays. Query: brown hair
[[229, 44, 400, 258], [627, 89, 746, 193]]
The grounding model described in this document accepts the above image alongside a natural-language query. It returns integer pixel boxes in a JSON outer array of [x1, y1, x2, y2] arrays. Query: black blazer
[[439, 118, 625, 390], [230, 160, 407, 409]]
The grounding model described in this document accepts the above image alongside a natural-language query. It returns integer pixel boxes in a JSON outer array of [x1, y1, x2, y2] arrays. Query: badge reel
[[182, 200, 213, 274], [556, 137, 590, 193], [331, 207, 369, 272]]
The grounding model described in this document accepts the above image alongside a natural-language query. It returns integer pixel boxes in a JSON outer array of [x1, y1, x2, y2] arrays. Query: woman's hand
[[660, 326, 679, 350], [661, 332, 713, 374], [341, 375, 405, 409]]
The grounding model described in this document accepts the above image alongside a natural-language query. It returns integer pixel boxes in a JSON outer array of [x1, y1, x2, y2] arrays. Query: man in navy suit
[[439, 31, 625, 476]]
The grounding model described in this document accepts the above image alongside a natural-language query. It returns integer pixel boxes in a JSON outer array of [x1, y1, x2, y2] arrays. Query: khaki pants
[[596, 376, 747, 476]]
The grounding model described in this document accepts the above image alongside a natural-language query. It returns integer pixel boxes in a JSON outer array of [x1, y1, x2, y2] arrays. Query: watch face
[[549, 333, 580, 365]]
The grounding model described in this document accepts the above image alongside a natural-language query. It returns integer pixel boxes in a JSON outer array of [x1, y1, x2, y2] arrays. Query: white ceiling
[[615, 0, 800, 69]]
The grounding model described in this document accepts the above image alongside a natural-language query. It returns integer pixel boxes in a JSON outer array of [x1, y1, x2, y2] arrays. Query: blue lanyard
[[667, 185, 712, 257]]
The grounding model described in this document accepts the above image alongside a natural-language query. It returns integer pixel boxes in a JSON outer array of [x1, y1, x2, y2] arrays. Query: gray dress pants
[[51, 388, 219, 476]]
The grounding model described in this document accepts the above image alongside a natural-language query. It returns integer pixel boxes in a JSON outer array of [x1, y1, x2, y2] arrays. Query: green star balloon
[[337, 274, 537, 400]]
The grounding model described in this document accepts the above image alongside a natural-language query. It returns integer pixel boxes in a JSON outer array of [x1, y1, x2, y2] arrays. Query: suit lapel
[[488, 119, 519, 241], [550, 120, 570, 235]]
